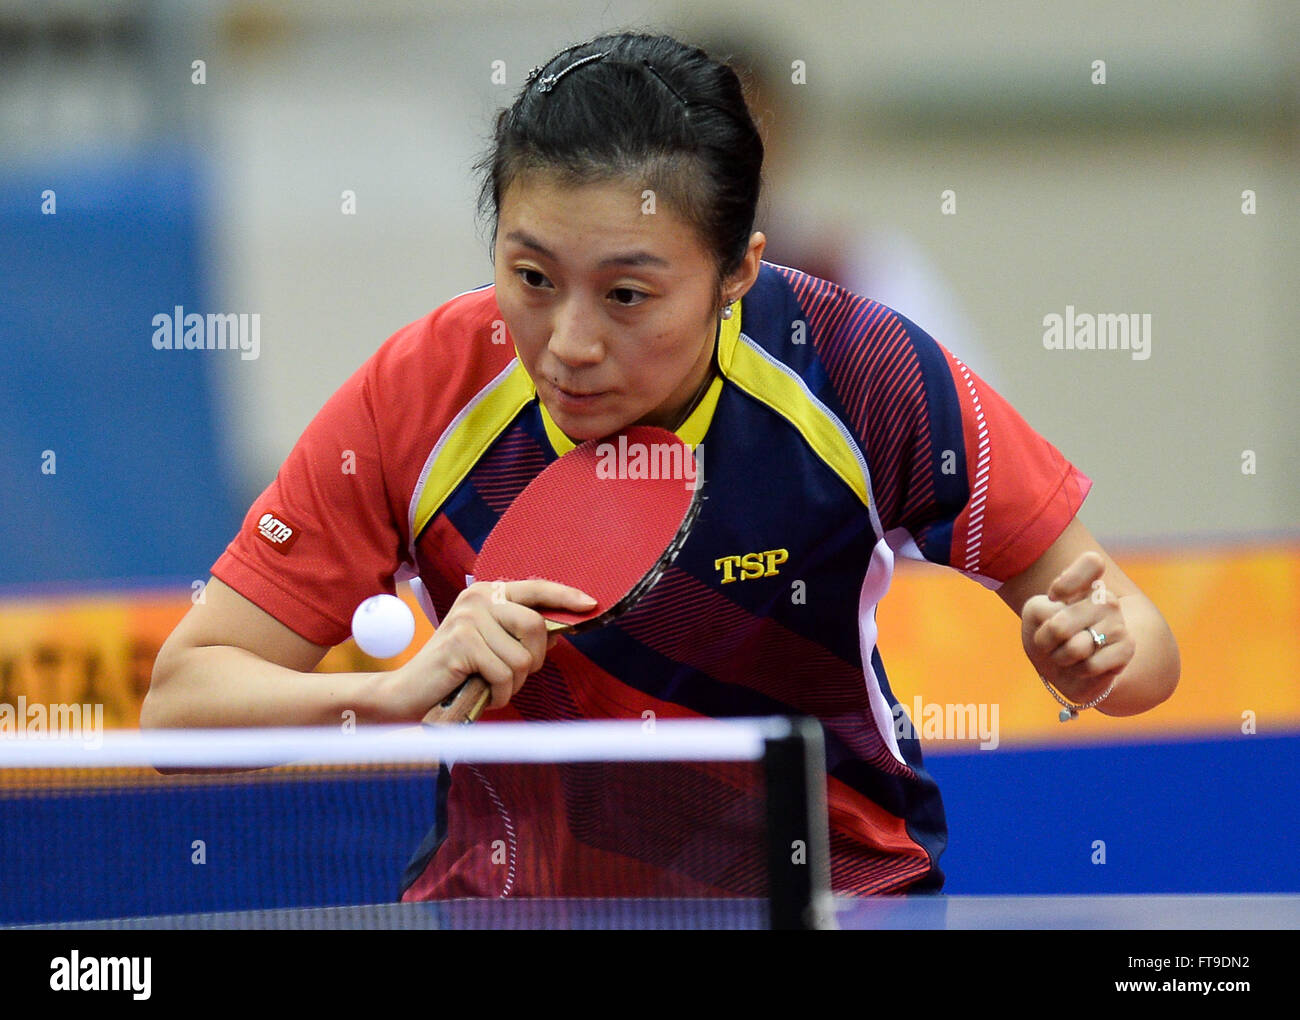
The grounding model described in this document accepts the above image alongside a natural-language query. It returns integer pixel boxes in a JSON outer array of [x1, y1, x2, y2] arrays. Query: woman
[[144, 32, 1179, 897]]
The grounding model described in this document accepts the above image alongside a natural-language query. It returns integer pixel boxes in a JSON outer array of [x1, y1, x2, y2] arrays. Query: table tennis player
[[143, 31, 1180, 897]]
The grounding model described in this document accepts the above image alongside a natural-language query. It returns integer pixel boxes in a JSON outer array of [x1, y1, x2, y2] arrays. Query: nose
[[547, 296, 605, 369]]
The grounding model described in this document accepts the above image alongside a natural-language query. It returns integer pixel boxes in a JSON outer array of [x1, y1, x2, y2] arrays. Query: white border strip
[[0, 719, 793, 768]]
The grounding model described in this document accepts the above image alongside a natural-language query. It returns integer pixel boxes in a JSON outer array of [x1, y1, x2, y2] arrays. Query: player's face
[[494, 173, 726, 441]]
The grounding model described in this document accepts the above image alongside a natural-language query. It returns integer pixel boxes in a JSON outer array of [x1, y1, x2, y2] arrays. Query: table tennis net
[[0, 719, 830, 929]]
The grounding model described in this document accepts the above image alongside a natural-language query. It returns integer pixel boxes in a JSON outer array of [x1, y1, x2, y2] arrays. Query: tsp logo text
[[714, 549, 789, 584]]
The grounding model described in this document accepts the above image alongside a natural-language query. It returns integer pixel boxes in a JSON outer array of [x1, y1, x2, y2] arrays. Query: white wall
[[198, 0, 1298, 543]]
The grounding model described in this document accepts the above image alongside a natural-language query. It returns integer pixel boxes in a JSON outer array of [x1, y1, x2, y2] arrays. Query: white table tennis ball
[[351, 594, 415, 658]]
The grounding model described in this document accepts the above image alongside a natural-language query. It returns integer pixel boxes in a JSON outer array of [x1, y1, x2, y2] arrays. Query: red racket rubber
[[424, 426, 703, 725]]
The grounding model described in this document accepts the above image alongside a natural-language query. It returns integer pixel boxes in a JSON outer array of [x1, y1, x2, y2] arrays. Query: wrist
[[335, 668, 406, 725]]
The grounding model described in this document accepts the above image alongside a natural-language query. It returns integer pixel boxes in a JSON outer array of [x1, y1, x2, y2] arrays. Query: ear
[[722, 231, 767, 307]]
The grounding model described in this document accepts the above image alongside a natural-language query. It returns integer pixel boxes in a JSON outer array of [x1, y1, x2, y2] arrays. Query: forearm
[[1095, 593, 1180, 717], [142, 644, 394, 729]]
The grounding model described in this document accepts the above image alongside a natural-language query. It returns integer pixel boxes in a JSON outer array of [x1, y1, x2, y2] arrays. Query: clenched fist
[[1020, 550, 1134, 709]]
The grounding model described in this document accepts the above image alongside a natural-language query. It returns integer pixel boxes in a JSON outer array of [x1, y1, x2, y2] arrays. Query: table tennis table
[[22, 894, 1299, 930]]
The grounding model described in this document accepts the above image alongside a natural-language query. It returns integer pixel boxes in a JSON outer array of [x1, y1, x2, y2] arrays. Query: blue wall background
[[0, 150, 242, 589]]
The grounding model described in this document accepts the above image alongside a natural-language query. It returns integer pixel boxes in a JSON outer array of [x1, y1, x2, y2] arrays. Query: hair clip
[[534, 51, 608, 94], [642, 61, 690, 107]]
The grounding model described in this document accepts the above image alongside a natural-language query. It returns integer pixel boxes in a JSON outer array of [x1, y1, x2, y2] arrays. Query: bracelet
[[1042, 675, 1117, 722]]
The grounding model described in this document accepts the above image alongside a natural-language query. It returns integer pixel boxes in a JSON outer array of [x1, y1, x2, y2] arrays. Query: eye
[[516, 268, 552, 289], [609, 287, 647, 307]]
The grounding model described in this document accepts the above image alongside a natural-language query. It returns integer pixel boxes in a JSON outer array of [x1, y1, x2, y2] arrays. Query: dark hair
[[475, 32, 764, 304]]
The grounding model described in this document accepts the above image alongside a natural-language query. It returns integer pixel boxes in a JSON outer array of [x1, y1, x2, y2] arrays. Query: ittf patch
[[254, 509, 301, 553]]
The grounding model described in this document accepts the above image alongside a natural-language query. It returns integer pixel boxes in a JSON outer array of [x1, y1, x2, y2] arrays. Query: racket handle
[[423, 676, 491, 726]]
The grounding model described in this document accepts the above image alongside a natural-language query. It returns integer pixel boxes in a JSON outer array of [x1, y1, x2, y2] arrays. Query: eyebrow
[[504, 230, 671, 270]]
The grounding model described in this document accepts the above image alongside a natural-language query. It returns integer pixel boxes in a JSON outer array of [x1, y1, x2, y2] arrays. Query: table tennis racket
[[423, 425, 703, 725]]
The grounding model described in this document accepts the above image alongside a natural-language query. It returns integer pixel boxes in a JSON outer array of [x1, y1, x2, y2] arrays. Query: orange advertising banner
[[1, 544, 1296, 746], [0, 587, 435, 731], [876, 543, 1300, 749]]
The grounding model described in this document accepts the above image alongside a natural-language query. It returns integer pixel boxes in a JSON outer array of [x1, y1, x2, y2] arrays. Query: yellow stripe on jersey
[[412, 360, 537, 538], [676, 373, 722, 450], [717, 302, 871, 508], [539, 399, 574, 455]]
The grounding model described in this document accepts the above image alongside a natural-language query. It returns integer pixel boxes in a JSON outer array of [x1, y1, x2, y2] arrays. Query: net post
[[762, 717, 835, 930]]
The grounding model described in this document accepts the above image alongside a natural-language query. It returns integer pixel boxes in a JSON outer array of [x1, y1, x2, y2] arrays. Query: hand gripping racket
[[423, 425, 703, 725]]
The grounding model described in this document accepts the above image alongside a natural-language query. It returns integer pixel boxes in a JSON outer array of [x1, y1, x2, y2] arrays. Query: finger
[[446, 628, 518, 710], [479, 621, 534, 676], [1047, 551, 1105, 605], [450, 581, 512, 618], [1048, 643, 1133, 700], [476, 621, 541, 695], [1048, 621, 1132, 673], [1046, 628, 1104, 669], [1030, 600, 1084, 655], [1033, 601, 1126, 658], [502, 579, 598, 612], [485, 602, 551, 671], [1022, 594, 1065, 631]]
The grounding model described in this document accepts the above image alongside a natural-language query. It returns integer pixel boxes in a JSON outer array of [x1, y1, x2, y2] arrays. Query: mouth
[[551, 382, 610, 408]]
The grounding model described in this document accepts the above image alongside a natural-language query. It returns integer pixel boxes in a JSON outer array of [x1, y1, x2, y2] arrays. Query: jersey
[[212, 261, 1091, 897]]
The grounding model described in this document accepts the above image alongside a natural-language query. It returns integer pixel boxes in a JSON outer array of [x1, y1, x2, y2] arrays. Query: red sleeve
[[858, 308, 1091, 584], [211, 353, 406, 646], [210, 288, 513, 645], [935, 346, 1092, 582]]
